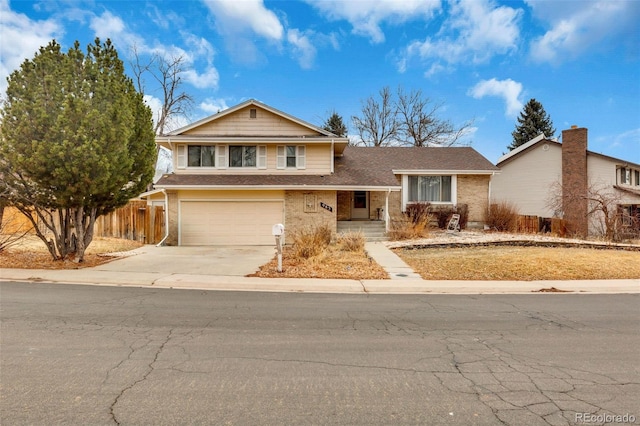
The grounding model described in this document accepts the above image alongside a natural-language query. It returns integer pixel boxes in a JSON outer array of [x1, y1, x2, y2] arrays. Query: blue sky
[[1, 0, 639, 163]]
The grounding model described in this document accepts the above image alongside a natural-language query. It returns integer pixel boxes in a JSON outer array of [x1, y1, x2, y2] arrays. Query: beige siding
[[172, 143, 332, 175], [491, 143, 562, 217], [183, 105, 321, 137], [587, 155, 639, 204], [266, 143, 332, 174]]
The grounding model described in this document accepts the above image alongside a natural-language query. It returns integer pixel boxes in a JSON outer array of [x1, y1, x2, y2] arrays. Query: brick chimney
[[561, 126, 588, 237]]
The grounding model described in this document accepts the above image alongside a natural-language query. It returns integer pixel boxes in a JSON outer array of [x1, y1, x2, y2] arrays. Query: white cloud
[[203, 0, 283, 40], [200, 98, 231, 115], [88, 11, 219, 90], [468, 78, 524, 117], [287, 29, 317, 69], [202, 0, 284, 65], [528, 1, 640, 63], [0, 0, 62, 94], [308, 0, 441, 43], [143, 94, 163, 127], [183, 66, 219, 89], [608, 128, 640, 151], [400, 0, 521, 74]]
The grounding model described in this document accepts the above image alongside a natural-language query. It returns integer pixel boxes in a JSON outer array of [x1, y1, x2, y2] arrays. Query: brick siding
[[284, 190, 337, 242], [561, 127, 589, 237]]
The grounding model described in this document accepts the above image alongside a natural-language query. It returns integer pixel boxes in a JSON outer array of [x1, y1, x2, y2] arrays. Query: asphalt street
[[1, 282, 638, 425]]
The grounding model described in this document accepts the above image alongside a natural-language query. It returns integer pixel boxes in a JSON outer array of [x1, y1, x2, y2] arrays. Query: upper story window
[[177, 144, 266, 169], [276, 145, 306, 169], [635, 170, 640, 186], [230, 145, 256, 167], [188, 145, 215, 167], [249, 108, 257, 119], [409, 175, 452, 202], [620, 167, 630, 185]]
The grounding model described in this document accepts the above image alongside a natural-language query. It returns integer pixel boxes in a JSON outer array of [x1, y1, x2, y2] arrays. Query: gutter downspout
[[156, 189, 170, 246], [385, 188, 391, 232], [331, 139, 334, 173]]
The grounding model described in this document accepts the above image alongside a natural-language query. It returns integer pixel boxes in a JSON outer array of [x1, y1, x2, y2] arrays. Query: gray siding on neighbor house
[[491, 142, 562, 217]]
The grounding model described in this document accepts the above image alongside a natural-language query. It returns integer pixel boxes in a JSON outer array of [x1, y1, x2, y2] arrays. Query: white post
[[272, 224, 285, 273], [275, 235, 283, 272]]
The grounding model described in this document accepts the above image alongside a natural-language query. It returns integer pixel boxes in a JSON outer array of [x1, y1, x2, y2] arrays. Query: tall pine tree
[[509, 98, 555, 151], [322, 111, 347, 137], [0, 39, 156, 262]]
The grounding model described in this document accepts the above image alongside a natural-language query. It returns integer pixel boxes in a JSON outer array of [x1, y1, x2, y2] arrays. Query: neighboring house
[[143, 99, 498, 246], [491, 126, 640, 237]]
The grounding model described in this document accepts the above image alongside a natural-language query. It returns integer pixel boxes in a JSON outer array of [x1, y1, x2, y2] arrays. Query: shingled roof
[[155, 146, 498, 189]]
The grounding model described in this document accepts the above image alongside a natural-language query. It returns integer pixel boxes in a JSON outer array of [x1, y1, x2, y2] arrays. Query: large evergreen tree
[[509, 98, 556, 151], [322, 111, 347, 137], [0, 39, 156, 262]]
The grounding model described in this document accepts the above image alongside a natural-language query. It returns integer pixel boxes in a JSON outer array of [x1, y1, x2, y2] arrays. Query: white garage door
[[180, 201, 284, 246]]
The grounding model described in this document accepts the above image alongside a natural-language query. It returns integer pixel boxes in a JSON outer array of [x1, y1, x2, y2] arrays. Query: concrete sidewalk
[[1, 242, 638, 294]]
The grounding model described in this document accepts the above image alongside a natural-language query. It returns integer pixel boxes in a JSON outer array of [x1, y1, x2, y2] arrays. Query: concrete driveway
[[94, 245, 276, 276]]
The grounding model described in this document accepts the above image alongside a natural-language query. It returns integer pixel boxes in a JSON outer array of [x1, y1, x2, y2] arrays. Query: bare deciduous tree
[[396, 87, 472, 147], [351, 85, 473, 147], [351, 86, 400, 146], [130, 46, 194, 136], [547, 180, 626, 241]]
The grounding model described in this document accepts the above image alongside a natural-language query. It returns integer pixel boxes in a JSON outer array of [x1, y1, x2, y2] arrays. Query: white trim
[[496, 133, 546, 164], [217, 145, 228, 169], [258, 145, 267, 169], [157, 185, 401, 191], [393, 169, 497, 175], [166, 99, 340, 138], [401, 174, 457, 211], [277, 145, 306, 170], [276, 145, 285, 169], [297, 145, 305, 169], [176, 145, 186, 169]]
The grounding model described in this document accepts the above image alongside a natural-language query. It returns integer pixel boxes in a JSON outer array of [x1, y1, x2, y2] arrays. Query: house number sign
[[320, 202, 333, 212]]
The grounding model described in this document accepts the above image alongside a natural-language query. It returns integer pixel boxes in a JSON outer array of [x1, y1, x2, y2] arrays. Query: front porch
[[335, 190, 402, 241], [337, 220, 388, 241]]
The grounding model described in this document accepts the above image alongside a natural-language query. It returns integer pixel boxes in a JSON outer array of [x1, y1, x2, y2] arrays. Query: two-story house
[[144, 99, 498, 246], [491, 126, 640, 237]]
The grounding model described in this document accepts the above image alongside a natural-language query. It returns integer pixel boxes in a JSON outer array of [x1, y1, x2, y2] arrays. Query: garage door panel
[[180, 201, 283, 245]]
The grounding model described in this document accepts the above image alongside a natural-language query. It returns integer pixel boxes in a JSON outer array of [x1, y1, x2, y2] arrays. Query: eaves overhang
[[154, 184, 401, 192], [392, 169, 499, 175]]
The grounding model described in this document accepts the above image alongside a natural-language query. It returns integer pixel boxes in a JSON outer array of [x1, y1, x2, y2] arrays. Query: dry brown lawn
[[394, 245, 640, 280], [0, 236, 143, 269], [250, 245, 389, 279]]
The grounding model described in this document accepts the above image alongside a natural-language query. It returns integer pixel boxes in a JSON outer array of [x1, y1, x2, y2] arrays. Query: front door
[[351, 191, 369, 219]]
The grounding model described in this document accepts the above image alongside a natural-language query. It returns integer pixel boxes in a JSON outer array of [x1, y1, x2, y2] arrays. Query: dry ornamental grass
[[395, 245, 640, 280], [249, 245, 388, 279]]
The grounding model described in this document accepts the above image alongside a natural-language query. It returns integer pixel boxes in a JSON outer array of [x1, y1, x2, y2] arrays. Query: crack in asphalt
[[107, 328, 174, 425]]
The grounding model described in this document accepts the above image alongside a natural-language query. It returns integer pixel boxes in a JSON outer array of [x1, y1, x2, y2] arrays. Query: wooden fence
[[516, 215, 566, 236], [93, 201, 165, 244], [2, 202, 165, 244], [516, 215, 538, 233]]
